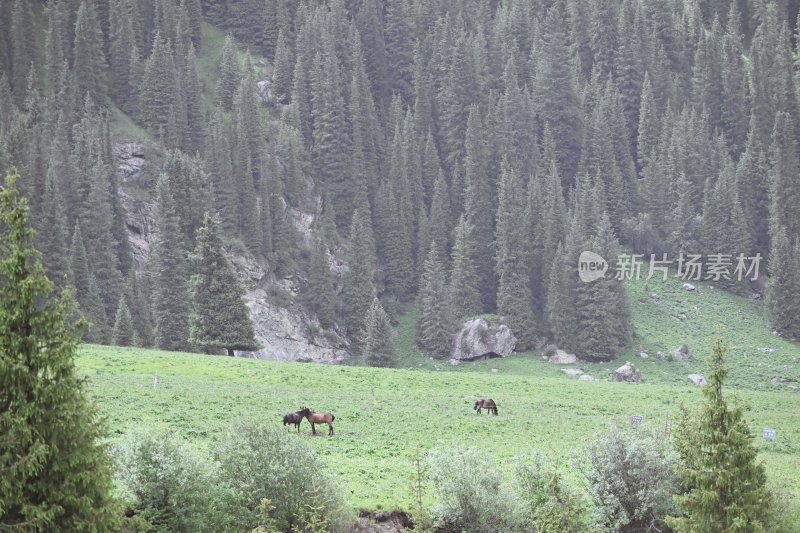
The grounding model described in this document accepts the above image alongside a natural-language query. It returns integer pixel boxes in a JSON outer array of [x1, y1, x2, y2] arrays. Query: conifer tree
[[0, 172, 118, 531], [668, 338, 771, 532], [73, 1, 108, 103], [216, 35, 240, 111], [342, 210, 376, 342], [304, 235, 336, 328], [417, 243, 452, 356], [189, 213, 258, 355], [111, 295, 136, 346], [272, 29, 293, 104], [448, 215, 482, 323], [68, 224, 107, 344], [124, 272, 154, 348], [139, 33, 177, 137], [109, 0, 138, 111], [495, 161, 538, 349], [767, 228, 800, 340], [363, 297, 397, 367], [151, 175, 191, 352]]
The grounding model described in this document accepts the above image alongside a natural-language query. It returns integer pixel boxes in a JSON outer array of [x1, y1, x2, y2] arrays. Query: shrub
[[581, 424, 679, 532], [427, 447, 519, 532], [543, 344, 558, 358], [215, 419, 344, 532], [515, 453, 594, 533], [116, 431, 236, 532]]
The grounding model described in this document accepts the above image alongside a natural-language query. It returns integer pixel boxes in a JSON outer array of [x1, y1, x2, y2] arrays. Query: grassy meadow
[[76, 276, 800, 511]]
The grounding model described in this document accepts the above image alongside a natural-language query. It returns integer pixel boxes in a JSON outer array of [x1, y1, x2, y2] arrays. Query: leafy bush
[[427, 447, 520, 533], [581, 424, 679, 533], [515, 453, 594, 533], [543, 344, 559, 358], [116, 431, 236, 532], [215, 419, 344, 532]]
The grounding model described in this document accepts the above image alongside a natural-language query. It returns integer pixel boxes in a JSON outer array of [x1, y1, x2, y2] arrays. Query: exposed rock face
[[113, 142, 147, 185], [612, 363, 642, 382], [688, 374, 707, 386], [243, 288, 349, 363], [451, 318, 517, 361], [114, 142, 350, 364], [257, 80, 274, 104], [549, 349, 578, 364]]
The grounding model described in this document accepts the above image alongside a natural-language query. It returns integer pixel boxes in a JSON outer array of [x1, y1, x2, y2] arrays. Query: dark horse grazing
[[283, 411, 303, 432], [474, 399, 498, 415], [298, 406, 335, 435]]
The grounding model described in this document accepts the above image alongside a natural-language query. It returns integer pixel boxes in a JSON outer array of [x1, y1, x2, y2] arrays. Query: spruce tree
[[304, 235, 336, 329], [151, 175, 192, 352], [139, 33, 177, 137], [0, 172, 118, 530], [272, 29, 293, 104], [363, 297, 397, 367], [68, 224, 107, 344], [448, 215, 482, 323], [767, 228, 800, 340], [189, 213, 258, 356], [111, 295, 136, 347], [72, 1, 108, 103], [342, 210, 376, 342], [215, 35, 240, 111], [668, 338, 771, 532], [417, 243, 452, 356]]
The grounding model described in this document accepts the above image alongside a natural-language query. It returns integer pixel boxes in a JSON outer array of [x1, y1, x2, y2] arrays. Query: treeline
[[1, 0, 800, 360]]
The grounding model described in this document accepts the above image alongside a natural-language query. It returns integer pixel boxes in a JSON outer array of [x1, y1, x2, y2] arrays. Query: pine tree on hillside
[[111, 295, 137, 347], [72, 1, 108, 103], [304, 235, 336, 329], [216, 35, 240, 111], [363, 297, 397, 367], [767, 228, 800, 340], [189, 213, 258, 356], [495, 161, 538, 349], [448, 215, 482, 323], [668, 337, 771, 532], [342, 210, 377, 343], [151, 174, 192, 352], [68, 224, 107, 344], [272, 29, 293, 104], [0, 172, 118, 530], [417, 243, 452, 357], [139, 33, 177, 137], [124, 272, 154, 348]]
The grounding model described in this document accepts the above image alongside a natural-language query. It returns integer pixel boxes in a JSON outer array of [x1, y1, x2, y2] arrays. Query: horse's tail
[[331, 414, 336, 422]]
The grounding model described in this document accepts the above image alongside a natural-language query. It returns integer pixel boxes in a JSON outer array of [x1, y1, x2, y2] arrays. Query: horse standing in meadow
[[474, 399, 498, 415], [298, 406, 335, 435], [283, 411, 303, 431]]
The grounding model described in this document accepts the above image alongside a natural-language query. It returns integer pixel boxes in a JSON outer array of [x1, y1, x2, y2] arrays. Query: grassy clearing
[[75, 272, 800, 512]]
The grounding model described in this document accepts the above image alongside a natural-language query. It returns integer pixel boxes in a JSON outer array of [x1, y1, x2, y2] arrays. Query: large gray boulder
[[671, 344, 692, 361], [549, 349, 578, 364], [451, 318, 517, 361], [688, 374, 707, 386], [612, 362, 642, 383]]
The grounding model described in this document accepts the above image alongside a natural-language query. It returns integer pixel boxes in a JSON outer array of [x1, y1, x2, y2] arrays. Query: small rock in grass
[[687, 374, 707, 386], [578, 374, 597, 381], [639, 351, 649, 359], [682, 283, 696, 291], [491, 368, 498, 373], [561, 368, 584, 378]]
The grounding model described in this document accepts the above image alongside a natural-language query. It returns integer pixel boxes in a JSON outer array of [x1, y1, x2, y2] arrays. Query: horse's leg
[[311, 422, 316, 435], [328, 422, 333, 436]]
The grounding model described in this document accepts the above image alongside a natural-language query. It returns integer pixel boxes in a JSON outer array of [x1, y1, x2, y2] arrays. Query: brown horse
[[298, 406, 335, 435], [283, 411, 303, 432], [474, 399, 498, 415]]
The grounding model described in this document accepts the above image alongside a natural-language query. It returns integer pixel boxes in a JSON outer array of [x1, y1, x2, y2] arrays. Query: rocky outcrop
[[549, 349, 578, 364], [687, 374, 707, 386], [612, 362, 642, 382], [114, 141, 351, 364], [243, 288, 349, 363], [451, 318, 516, 361]]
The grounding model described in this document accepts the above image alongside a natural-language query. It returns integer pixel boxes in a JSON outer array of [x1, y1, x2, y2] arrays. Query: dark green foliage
[[342, 210, 376, 341], [68, 224, 107, 343], [151, 175, 192, 352], [448, 215, 482, 322], [72, 1, 108, 103], [363, 297, 397, 367], [215, 35, 240, 111], [139, 33, 177, 138], [416, 243, 452, 356], [668, 338, 771, 532], [111, 295, 136, 346], [0, 172, 118, 531], [189, 213, 258, 355], [767, 229, 800, 340], [304, 235, 337, 329]]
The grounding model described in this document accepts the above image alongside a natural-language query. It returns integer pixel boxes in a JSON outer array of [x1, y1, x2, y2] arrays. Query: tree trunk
[[227, 347, 234, 357]]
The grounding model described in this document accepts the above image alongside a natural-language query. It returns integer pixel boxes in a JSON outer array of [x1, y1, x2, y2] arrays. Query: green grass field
[[76, 276, 800, 512]]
